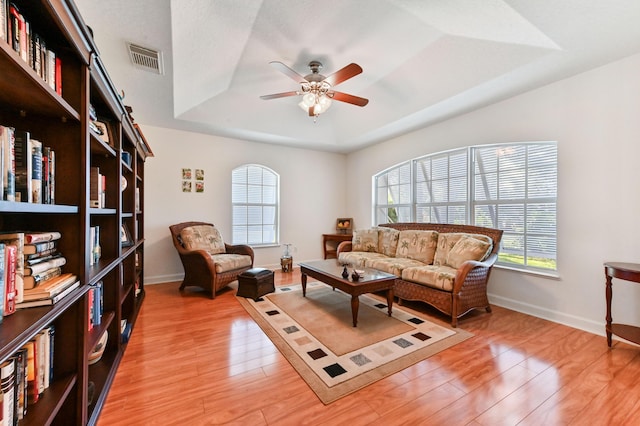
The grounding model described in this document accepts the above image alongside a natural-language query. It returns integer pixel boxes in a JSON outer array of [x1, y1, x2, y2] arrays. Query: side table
[[604, 262, 640, 347], [322, 233, 352, 259]]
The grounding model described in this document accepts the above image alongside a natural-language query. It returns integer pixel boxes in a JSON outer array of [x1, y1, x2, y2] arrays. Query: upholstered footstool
[[237, 268, 275, 301]]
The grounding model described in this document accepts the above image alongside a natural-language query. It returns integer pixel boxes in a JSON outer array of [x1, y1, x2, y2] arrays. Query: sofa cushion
[[352, 228, 379, 252], [376, 227, 400, 257], [210, 253, 252, 273], [366, 257, 425, 276], [433, 233, 492, 266], [395, 230, 439, 264], [338, 251, 388, 268], [180, 225, 226, 254], [446, 235, 492, 268], [401, 265, 458, 292]]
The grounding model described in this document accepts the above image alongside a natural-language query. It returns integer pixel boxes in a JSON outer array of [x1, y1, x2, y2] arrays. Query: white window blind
[[415, 148, 468, 224], [232, 164, 279, 245], [375, 162, 412, 224], [373, 142, 558, 272], [473, 143, 557, 270]]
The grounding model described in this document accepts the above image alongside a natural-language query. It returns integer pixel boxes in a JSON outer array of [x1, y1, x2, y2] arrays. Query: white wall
[[142, 126, 348, 284], [346, 52, 640, 336]]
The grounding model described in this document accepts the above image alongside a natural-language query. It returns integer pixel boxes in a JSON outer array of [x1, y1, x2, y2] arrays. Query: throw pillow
[[433, 233, 465, 266], [180, 225, 226, 254], [395, 230, 439, 264], [377, 227, 400, 257], [446, 235, 492, 269], [352, 228, 379, 252]]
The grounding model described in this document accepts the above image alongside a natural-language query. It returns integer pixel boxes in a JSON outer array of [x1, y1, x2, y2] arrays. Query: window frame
[[231, 164, 280, 247]]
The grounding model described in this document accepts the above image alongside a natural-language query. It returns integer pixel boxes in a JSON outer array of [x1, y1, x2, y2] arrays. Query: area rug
[[236, 282, 473, 404]]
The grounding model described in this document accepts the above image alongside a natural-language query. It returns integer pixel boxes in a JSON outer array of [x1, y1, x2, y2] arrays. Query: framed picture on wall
[[336, 218, 353, 234]]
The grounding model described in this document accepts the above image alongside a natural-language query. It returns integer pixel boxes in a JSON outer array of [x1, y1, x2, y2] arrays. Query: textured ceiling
[[74, 0, 640, 153]]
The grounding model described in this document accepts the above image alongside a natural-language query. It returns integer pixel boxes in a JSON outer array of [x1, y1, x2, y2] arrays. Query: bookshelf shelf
[[0, 1, 152, 424], [0, 201, 79, 213]]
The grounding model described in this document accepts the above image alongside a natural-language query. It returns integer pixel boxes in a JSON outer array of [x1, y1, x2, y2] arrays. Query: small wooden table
[[322, 233, 352, 259], [605, 262, 640, 347], [299, 259, 396, 327]]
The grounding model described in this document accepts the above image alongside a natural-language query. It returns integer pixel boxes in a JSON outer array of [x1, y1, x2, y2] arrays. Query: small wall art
[[181, 167, 205, 193]]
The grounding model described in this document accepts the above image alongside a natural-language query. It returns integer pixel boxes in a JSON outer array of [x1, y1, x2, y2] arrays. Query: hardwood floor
[[97, 269, 640, 425]]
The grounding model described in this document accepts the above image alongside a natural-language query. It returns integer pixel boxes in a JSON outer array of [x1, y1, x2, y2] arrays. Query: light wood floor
[[97, 268, 640, 425]]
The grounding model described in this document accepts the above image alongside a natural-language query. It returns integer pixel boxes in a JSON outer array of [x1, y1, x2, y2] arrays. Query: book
[[26, 251, 60, 264], [24, 256, 65, 277], [42, 146, 50, 204], [55, 56, 62, 96], [48, 148, 55, 204], [30, 139, 43, 204], [0, 232, 24, 303], [3, 243, 16, 316], [1, 358, 15, 426], [13, 129, 31, 203], [25, 231, 61, 244], [24, 340, 38, 405], [22, 273, 76, 298], [90, 167, 100, 208], [1, 125, 15, 201], [47, 326, 54, 385], [23, 266, 61, 290], [23, 240, 56, 255], [9, 4, 21, 55], [16, 281, 79, 308], [35, 331, 45, 395], [0, 0, 7, 42], [13, 347, 27, 420], [0, 244, 4, 321], [87, 285, 93, 331], [46, 50, 55, 91]]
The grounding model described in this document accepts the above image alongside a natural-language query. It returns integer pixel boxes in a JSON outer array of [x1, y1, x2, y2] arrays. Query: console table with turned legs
[[604, 262, 640, 347]]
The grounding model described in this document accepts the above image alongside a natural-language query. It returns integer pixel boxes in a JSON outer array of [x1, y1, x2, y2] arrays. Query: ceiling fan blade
[[331, 91, 369, 107], [324, 63, 363, 86], [260, 91, 300, 100], [269, 61, 306, 83]]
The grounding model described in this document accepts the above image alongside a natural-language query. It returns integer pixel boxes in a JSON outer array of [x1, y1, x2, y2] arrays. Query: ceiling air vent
[[127, 43, 164, 74]]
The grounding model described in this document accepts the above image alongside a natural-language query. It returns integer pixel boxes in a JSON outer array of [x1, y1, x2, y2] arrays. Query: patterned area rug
[[236, 282, 473, 404]]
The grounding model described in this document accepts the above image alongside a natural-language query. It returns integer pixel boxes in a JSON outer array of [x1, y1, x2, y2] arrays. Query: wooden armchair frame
[[169, 221, 255, 299]]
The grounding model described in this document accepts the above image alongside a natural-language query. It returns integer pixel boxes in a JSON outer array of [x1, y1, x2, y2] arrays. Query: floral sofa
[[337, 223, 503, 327], [169, 221, 254, 298]]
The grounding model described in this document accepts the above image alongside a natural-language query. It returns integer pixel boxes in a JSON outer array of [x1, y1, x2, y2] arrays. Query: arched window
[[374, 142, 557, 272], [232, 164, 279, 246]]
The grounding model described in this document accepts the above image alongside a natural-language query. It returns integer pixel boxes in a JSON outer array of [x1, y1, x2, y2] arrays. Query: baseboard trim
[[488, 293, 604, 337], [145, 273, 183, 285]]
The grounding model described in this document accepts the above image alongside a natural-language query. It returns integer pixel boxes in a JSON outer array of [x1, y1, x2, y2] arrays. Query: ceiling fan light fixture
[[262, 60, 368, 121]]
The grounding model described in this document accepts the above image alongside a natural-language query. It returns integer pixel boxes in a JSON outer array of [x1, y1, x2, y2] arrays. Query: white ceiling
[[74, 0, 640, 153]]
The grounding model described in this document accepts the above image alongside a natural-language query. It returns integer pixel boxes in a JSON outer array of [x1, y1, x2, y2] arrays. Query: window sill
[[495, 264, 561, 280]]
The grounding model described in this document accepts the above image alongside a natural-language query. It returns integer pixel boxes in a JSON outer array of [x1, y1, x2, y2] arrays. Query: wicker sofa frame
[[337, 223, 503, 327], [169, 221, 255, 299]]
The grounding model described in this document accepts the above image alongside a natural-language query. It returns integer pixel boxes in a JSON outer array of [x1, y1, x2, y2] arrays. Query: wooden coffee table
[[299, 259, 396, 327]]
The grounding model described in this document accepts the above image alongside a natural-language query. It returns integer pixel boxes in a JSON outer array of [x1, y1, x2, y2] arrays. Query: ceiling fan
[[260, 60, 369, 119]]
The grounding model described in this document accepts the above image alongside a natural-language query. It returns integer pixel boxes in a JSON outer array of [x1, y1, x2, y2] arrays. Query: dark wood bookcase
[[0, 1, 152, 424]]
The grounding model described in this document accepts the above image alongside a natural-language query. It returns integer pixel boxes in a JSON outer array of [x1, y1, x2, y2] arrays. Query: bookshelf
[[0, 0, 152, 424]]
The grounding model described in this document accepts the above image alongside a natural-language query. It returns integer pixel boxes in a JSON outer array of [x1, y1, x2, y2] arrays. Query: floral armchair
[[169, 221, 254, 298]]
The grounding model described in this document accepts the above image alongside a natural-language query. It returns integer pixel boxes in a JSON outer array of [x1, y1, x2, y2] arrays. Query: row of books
[[0, 231, 78, 317], [0, 2, 62, 95], [1, 125, 56, 204], [1, 324, 55, 424]]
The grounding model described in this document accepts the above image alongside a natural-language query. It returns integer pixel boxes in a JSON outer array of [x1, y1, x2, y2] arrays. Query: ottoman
[[237, 267, 275, 301]]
